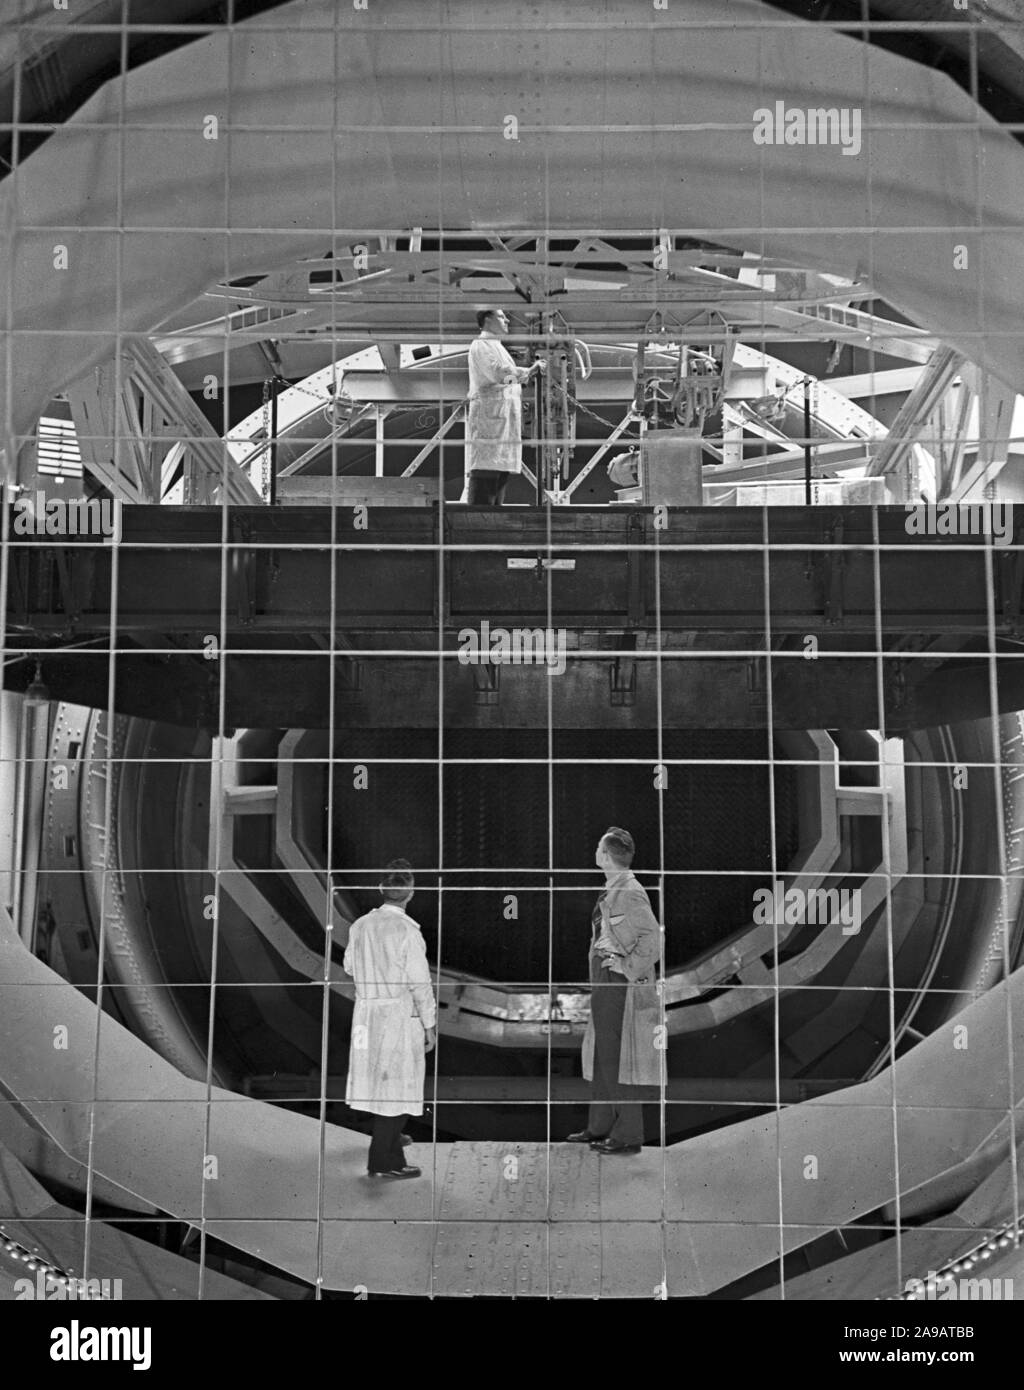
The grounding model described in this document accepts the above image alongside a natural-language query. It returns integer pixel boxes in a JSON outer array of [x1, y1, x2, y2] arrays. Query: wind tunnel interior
[[103, 721, 801, 1138], [320, 727, 800, 979], [37, 706, 1024, 1150], [7, 0, 1024, 1303]]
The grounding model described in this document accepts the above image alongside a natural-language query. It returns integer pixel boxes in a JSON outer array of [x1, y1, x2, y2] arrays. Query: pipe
[[16, 701, 50, 949], [804, 377, 813, 505], [573, 340, 592, 381]]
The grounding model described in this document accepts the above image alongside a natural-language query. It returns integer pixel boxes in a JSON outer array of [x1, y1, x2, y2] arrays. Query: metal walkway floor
[[316, 1139, 698, 1298], [2, 909, 1022, 1296]]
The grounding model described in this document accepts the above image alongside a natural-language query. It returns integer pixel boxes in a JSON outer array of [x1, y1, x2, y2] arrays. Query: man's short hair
[[601, 827, 635, 867], [380, 857, 414, 902], [476, 308, 496, 329]]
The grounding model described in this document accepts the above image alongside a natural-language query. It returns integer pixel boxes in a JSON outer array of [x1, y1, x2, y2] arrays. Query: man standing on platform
[[341, 859, 437, 1179], [568, 827, 662, 1155], [463, 307, 545, 505]]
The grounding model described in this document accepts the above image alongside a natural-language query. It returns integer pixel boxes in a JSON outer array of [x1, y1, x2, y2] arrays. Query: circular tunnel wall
[[37, 705, 1024, 1144]]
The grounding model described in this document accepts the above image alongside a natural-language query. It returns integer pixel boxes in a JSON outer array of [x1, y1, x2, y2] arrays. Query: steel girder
[[5, 506, 1024, 731], [4, 504, 1021, 635], [5, 0, 1024, 457]]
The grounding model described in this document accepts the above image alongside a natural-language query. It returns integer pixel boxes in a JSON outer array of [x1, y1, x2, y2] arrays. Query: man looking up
[[568, 827, 661, 1156], [341, 859, 437, 1179]]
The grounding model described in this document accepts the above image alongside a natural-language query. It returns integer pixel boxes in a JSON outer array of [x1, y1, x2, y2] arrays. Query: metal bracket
[[229, 516, 256, 626], [823, 518, 846, 627], [472, 663, 500, 705], [52, 546, 79, 631], [1000, 549, 1024, 635], [643, 308, 686, 338], [335, 657, 361, 696], [610, 655, 637, 706], [745, 657, 769, 721], [626, 513, 645, 627], [8, 547, 28, 625]]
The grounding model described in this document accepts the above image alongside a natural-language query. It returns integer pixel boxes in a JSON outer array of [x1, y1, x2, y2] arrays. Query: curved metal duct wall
[[7, 0, 1024, 442], [36, 706, 1024, 1144]]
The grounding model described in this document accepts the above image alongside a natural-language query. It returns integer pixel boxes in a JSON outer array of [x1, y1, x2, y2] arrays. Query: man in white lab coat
[[464, 308, 545, 505], [342, 860, 437, 1179]]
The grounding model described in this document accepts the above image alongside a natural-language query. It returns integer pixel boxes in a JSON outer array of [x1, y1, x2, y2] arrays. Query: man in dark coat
[[569, 827, 662, 1155]]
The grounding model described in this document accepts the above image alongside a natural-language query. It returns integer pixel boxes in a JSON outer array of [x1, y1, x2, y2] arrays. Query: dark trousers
[[367, 1113, 408, 1173], [466, 470, 510, 505], [588, 966, 644, 1146]]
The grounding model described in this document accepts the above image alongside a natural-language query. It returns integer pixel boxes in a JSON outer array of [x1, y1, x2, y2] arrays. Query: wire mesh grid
[[0, 0, 1022, 1308]]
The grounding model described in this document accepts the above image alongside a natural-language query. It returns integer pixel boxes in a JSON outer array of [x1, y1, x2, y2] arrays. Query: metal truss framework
[[61, 339, 261, 506], [34, 228, 1010, 511]]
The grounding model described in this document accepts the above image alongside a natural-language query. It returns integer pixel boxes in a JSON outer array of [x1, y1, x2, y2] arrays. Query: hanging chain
[[288, 379, 337, 405], [548, 379, 633, 431], [259, 379, 273, 499]]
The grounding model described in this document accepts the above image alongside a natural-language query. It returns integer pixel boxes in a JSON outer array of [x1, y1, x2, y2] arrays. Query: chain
[[548, 379, 638, 431], [257, 376, 343, 407], [288, 379, 336, 405], [259, 381, 273, 499]]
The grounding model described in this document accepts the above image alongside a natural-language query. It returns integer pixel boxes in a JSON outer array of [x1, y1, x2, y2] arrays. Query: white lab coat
[[465, 332, 531, 475], [343, 905, 437, 1117]]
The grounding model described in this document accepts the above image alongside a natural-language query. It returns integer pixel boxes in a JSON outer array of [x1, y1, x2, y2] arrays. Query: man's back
[[345, 906, 414, 998], [344, 905, 435, 1015]]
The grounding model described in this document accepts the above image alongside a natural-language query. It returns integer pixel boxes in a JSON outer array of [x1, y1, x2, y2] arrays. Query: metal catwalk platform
[[1, 908, 1021, 1296], [8, 506, 1021, 636], [7, 506, 1024, 730]]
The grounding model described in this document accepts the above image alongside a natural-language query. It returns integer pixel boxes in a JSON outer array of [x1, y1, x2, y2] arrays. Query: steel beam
[[827, 368, 924, 399], [11, 0, 1024, 449], [866, 346, 965, 478], [948, 372, 1020, 501], [65, 360, 158, 505], [400, 406, 465, 478], [208, 732, 352, 998], [5, 506, 1024, 731], [5, 644, 1022, 734], [703, 440, 870, 481], [4, 504, 1016, 635], [128, 341, 263, 506], [936, 374, 975, 498], [67, 341, 263, 507], [562, 409, 640, 499]]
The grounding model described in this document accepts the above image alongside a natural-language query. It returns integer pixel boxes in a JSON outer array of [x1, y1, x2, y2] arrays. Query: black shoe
[[591, 1138, 642, 1156], [566, 1130, 605, 1145], [367, 1165, 422, 1180]]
